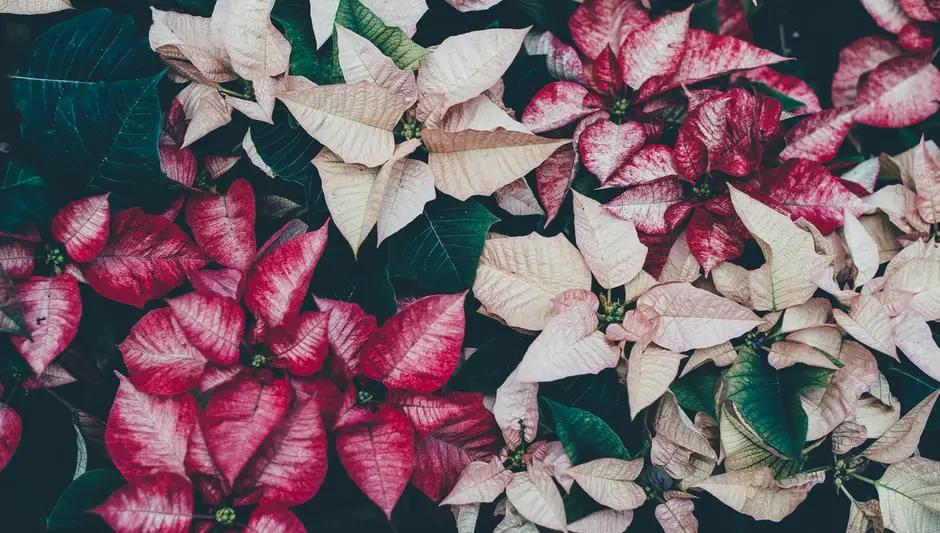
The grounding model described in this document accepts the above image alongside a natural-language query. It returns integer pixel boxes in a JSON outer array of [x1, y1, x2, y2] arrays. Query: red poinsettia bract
[[323, 292, 503, 518], [520, 2, 788, 221], [0, 194, 210, 379]]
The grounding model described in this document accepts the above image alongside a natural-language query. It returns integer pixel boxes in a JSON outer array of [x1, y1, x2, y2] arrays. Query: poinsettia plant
[[3, 0, 940, 532]]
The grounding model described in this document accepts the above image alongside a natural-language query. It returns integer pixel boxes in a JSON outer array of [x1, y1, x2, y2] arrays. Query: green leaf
[[542, 398, 632, 465], [46, 469, 125, 530], [541, 369, 632, 437], [249, 120, 329, 225], [273, 0, 345, 84], [690, 0, 721, 33], [176, 0, 216, 16], [724, 347, 832, 458], [672, 365, 720, 420], [887, 363, 940, 432], [49, 73, 169, 199], [387, 196, 499, 294], [335, 0, 429, 69], [312, 226, 397, 322], [0, 156, 61, 235], [11, 9, 162, 134], [10, 10, 168, 202], [752, 82, 809, 112], [719, 404, 805, 477], [451, 331, 530, 393], [0, 268, 28, 337]]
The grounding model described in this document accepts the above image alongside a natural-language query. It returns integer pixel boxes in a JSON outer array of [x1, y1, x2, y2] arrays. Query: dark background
[[0, 1, 933, 532]]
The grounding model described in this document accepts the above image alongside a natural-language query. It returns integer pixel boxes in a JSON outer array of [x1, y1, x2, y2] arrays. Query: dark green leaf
[[541, 369, 632, 436], [335, 0, 429, 69], [672, 365, 720, 420], [46, 470, 125, 530], [724, 347, 832, 458], [542, 398, 632, 465], [176, 0, 216, 16], [387, 196, 499, 293], [312, 226, 397, 322], [273, 0, 346, 84], [49, 73, 168, 199], [249, 121, 329, 225], [0, 156, 61, 236], [11, 9, 163, 134], [0, 268, 28, 337], [751, 82, 809, 112], [690, 0, 721, 33], [887, 364, 940, 432], [450, 333, 530, 393]]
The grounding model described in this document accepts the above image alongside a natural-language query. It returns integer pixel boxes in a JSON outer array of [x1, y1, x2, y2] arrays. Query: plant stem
[[849, 472, 879, 486], [217, 86, 251, 100], [838, 483, 859, 505]]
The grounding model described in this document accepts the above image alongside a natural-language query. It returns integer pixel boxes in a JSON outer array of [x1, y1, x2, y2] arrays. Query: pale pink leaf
[[691, 469, 823, 522], [572, 191, 647, 289], [565, 458, 646, 511], [569, 509, 634, 533], [441, 459, 513, 505], [505, 469, 568, 531], [424, 128, 569, 201], [637, 282, 763, 352], [627, 343, 685, 419], [473, 233, 592, 331]]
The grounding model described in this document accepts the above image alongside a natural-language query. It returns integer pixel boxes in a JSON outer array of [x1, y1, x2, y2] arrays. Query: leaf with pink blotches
[[764, 159, 867, 234], [242, 507, 306, 533], [188, 268, 243, 301], [336, 406, 415, 519], [91, 474, 193, 533], [736, 66, 822, 114], [832, 36, 905, 107], [410, 393, 502, 501], [245, 222, 328, 328], [637, 30, 789, 101], [105, 374, 196, 482], [686, 210, 746, 275], [267, 311, 329, 377], [360, 292, 466, 393], [10, 275, 81, 376], [568, 0, 649, 59], [604, 144, 679, 188], [159, 142, 197, 189], [185, 179, 256, 272], [618, 8, 690, 90], [82, 208, 207, 308], [780, 108, 856, 164], [853, 57, 940, 128], [578, 119, 647, 182], [605, 179, 692, 235], [0, 241, 35, 281], [202, 373, 291, 486], [119, 308, 208, 395], [167, 292, 244, 367], [315, 297, 376, 379], [525, 31, 585, 84], [234, 398, 328, 506], [522, 82, 604, 133], [50, 194, 110, 263], [0, 404, 21, 474], [859, 0, 912, 33], [536, 145, 578, 225]]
